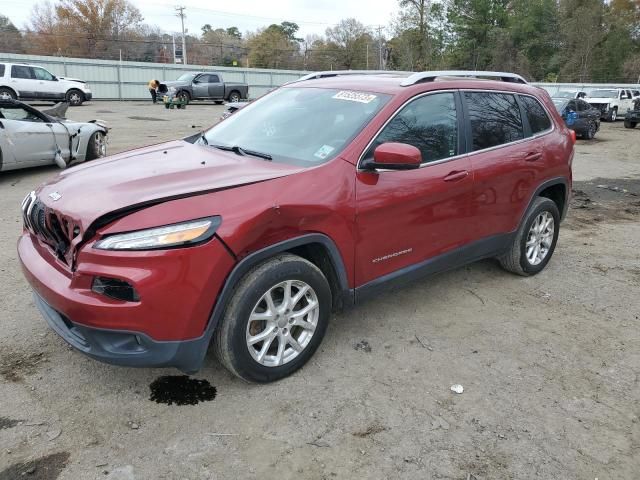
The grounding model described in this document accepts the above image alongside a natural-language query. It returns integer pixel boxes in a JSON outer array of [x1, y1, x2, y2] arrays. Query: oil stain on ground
[[0, 452, 70, 480], [0, 417, 21, 430], [149, 375, 217, 406]]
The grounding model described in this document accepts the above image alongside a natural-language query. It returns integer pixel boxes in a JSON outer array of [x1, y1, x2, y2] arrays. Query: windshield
[[202, 87, 391, 166], [555, 91, 576, 98], [177, 73, 197, 82], [589, 89, 618, 98]]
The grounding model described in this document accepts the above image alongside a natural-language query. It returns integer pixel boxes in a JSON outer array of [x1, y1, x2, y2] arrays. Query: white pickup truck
[[585, 88, 639, 122]]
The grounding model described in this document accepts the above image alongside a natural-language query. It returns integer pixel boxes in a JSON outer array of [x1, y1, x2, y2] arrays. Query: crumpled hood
[[36, 140, 304, 232]]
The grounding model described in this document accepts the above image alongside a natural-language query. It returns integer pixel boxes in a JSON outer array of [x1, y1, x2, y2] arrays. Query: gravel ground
[[1, 102, 639, 480]]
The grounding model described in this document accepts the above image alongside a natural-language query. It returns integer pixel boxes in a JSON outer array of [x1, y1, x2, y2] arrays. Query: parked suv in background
[[161, 71, 248, 104], [0, 63, 92, 106], [18, 71, 573, 382], [586, 87, 636, 121]]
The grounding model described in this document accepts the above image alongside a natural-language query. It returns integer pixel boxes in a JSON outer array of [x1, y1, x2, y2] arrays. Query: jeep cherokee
[[18, 70, 574, 382]]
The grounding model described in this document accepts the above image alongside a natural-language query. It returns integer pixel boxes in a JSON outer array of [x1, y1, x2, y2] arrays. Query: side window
[[520, 95, 552, 134], [0, 64, 5, 77], [365, 93, 458, 164], [209, 74, 220, 83], [0, 106, 43, 122], [11, 65, 34, 79], [465, 92, 524, 151], [33, 67, 55, 81]]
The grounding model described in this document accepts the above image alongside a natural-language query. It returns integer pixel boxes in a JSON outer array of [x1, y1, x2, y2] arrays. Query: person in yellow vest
[[148, 79, 160, 104]]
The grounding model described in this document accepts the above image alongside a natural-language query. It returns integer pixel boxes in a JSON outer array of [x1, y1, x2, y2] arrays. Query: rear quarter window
[[464, 92, 524, 151], [0, 64, 5, 77], [519, 95, 552, 135]]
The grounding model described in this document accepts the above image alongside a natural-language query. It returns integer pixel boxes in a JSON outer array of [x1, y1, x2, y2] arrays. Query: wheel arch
[[520, 178, 569, 227], [227, 89, 241, 100], [0, 86, 18, 99], [205, 233, 352, 334]]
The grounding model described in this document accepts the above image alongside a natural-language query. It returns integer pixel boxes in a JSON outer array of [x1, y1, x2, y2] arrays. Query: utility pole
[[172, 33, 176, 63], [175, 6, 187, 64], [377, 25, 383, 70], [366, 44, 369, 70]]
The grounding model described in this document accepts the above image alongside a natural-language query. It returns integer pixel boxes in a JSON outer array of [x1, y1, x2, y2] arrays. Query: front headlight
[[94, 217, 220, 251]]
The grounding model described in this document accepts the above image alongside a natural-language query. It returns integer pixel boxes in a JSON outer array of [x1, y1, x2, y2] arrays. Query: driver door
[[192, 74, 210, 98], [0, 104, 58, 167]]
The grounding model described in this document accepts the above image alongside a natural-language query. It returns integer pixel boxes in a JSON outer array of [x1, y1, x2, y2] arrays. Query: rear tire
[[498, 197, 560, 277], [228, 91, 241, 103], [0, 87, 16, 100], [213, 254, 331, 383], [66, 89, 84, 106]]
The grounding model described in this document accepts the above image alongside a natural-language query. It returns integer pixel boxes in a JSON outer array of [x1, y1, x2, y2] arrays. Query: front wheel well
[[286, 243, 344, 310], [538, 183, 566, 218]]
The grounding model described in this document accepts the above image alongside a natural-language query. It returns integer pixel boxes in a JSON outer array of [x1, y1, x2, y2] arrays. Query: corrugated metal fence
[[0, 53, 306, 99], [1, 53, 639, 100]]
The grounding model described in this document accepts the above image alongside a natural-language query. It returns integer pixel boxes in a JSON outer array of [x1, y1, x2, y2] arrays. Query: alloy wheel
[[94, 132, 107, 157], [245, 280, 319, 367], [525, 211, 555, 266]]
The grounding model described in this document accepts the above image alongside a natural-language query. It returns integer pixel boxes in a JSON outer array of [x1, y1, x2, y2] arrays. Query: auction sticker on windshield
[[333, 91, 378, 103]]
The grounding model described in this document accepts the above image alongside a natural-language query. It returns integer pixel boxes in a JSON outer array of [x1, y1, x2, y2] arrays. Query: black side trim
[[355, 234, 513, 304], [522, 177, 569, 223]]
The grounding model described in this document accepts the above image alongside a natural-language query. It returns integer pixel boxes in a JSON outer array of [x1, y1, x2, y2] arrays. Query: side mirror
[[362, 142, 422, 171]]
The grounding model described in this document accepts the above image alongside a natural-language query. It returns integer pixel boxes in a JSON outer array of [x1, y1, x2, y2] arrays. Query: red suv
[[18, 71, 573, 382]]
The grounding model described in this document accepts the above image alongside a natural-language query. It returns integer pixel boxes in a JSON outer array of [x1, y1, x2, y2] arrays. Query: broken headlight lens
[[94, 217, 220, 251]]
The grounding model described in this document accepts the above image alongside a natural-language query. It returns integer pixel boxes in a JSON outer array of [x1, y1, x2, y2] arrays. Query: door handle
[[443, 170, 469, 182], [524, 152, 542, 162]]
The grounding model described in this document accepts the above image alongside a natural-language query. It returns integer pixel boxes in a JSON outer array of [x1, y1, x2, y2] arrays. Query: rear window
[[520, 95, 552, 135], [464, 92, 524, 151]]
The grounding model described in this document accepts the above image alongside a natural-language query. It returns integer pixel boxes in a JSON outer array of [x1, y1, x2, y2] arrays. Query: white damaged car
[[0, 99, 108, 172]]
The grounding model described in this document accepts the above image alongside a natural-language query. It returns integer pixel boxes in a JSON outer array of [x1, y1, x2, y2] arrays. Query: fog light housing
[[92, 276, 140, 302]]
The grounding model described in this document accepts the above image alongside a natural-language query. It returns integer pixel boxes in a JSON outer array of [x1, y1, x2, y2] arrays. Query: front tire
[[584, 121, 596, 139], [213, 254, 331, 382], [85, 131, 107, 161], [609, 107, 618, 122], [624, 119, 637, 129], [498, 197, 560, 277], [66, 89, 84, 106], [178, 90, 191, 104]]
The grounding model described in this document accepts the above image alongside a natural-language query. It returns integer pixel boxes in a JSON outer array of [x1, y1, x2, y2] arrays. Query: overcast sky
[[3, 0, 400, 37]]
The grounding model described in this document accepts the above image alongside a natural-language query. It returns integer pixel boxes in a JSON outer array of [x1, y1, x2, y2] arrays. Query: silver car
[[0, 100, 108, 172]]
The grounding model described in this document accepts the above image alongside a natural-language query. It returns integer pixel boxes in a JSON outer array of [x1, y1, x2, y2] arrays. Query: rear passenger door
[[11, 65, 39, 99], [206, 74, 224, 98], [355, 91, 473, 285], [464, 91, 548, 239]]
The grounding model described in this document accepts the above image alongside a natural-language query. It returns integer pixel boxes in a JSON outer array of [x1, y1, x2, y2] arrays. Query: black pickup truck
[[624, 98, 640, 129], [160, 72, 249, 104]]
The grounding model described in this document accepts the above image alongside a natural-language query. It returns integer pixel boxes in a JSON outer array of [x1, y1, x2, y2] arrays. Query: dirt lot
[[1, 102, 639, 480]]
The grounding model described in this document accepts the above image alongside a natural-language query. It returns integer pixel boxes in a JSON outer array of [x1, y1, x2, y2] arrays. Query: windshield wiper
[[210, 144, 272, 161]]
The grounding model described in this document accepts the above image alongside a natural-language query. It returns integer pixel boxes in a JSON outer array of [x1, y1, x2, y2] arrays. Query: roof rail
[[295, 70, 409, 82], [400, 71, 528, 86]]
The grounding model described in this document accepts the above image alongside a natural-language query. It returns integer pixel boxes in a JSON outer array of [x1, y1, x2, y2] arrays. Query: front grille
[[22, 193, 76, 264]]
